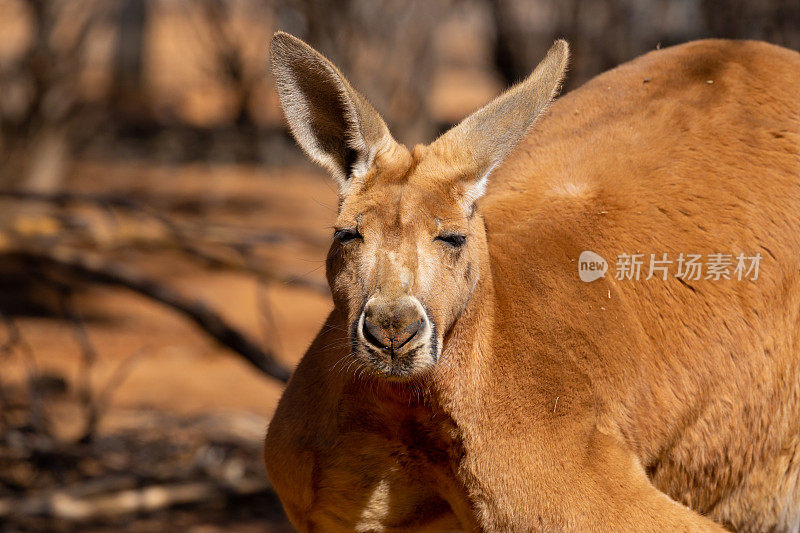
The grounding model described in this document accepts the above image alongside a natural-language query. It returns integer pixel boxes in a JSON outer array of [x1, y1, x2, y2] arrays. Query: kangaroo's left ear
[[430, 40, 569, 205], [270, 31, 395, 194]]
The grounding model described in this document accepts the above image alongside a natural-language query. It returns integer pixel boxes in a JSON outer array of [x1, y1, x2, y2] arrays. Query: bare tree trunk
[[701, 0, 800, 49], [112, 0, 149, 119], [23, 129, 68, 194], [294, 0, 451, 145]]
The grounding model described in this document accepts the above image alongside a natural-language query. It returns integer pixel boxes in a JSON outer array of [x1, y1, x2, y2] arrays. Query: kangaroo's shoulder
[[481, 39, 800, 232]]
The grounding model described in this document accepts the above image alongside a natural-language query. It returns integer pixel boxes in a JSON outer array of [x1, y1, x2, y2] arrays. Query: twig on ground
[[81, 345, 149, 443], [57, 288, 100, 443], [0, 312, 52, 437]]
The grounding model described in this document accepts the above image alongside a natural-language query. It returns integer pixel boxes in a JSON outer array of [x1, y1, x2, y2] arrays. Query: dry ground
[[1, 159, 338, 531]]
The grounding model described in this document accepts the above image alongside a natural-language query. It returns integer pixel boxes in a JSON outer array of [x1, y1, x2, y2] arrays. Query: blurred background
[[0, 0, 797, 531]]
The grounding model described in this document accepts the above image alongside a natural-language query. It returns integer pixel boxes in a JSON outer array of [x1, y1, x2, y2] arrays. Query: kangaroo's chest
[[306, 395, 465, 531]]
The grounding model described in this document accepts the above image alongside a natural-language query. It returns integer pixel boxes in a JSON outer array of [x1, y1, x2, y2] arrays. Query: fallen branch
[[0, 189, 328, 249], [0, 188, 330, 295], [0, 477, 270, 521], [7, 248, 291, 382]]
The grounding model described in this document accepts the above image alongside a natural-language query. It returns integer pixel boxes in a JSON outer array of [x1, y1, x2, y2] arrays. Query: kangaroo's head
[[270, 32, 568, 380]]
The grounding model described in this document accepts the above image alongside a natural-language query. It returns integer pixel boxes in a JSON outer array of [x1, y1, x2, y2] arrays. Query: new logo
[[578, 250, 608, 282]]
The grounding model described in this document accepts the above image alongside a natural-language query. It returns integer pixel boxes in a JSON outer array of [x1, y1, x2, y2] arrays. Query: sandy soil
[[4, 160, 337, 421], [1, 160, 341, 531]]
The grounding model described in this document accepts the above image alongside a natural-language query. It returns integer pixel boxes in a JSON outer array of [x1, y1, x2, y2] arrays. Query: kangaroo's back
[[482, 39, 800, 530], [487, 39, 800, 234]]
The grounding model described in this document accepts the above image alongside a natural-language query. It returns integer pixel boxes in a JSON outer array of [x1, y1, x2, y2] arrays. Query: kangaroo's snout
[[361, 296, 423, 353]]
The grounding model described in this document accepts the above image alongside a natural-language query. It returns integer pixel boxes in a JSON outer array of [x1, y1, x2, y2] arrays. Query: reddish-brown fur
[[266, 37, 800, 531]]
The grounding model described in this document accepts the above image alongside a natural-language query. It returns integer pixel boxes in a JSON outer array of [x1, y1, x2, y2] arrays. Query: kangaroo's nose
[[362, 297, 422, 352]]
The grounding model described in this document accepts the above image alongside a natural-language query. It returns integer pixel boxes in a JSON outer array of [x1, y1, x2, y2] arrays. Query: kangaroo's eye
[[435, 233, 466, 248], [334, 228, 362, 243]]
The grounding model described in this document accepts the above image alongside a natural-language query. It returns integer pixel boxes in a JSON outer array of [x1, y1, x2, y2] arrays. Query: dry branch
[[0, 477, 269, 521], [0, 189, 328, 249], [8, 248, 291, 382], [0, 189, 331, 295]]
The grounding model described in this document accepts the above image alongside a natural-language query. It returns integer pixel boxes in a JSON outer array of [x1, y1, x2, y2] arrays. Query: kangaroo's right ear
[[270, 32, 394, 192]]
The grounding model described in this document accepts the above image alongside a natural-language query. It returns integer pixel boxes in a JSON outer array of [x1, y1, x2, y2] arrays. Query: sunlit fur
[[266, 36, 800, 532]]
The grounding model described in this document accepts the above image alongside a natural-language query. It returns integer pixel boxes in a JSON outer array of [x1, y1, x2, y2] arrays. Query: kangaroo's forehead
[[337, 144, 474, 225], [340, 178, 466, 229]]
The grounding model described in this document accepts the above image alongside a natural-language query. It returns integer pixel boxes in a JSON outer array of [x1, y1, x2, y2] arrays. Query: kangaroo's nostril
[[362, 317, 391, 349], [394, 319, 421, 349]]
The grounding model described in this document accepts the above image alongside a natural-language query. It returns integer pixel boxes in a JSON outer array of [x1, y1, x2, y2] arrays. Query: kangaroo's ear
[[430, 40, 569, 205], [270, 32, 394, 191]]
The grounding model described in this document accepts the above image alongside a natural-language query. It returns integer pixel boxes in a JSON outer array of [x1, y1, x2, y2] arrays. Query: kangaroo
[[265, 32, 800, 532]]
